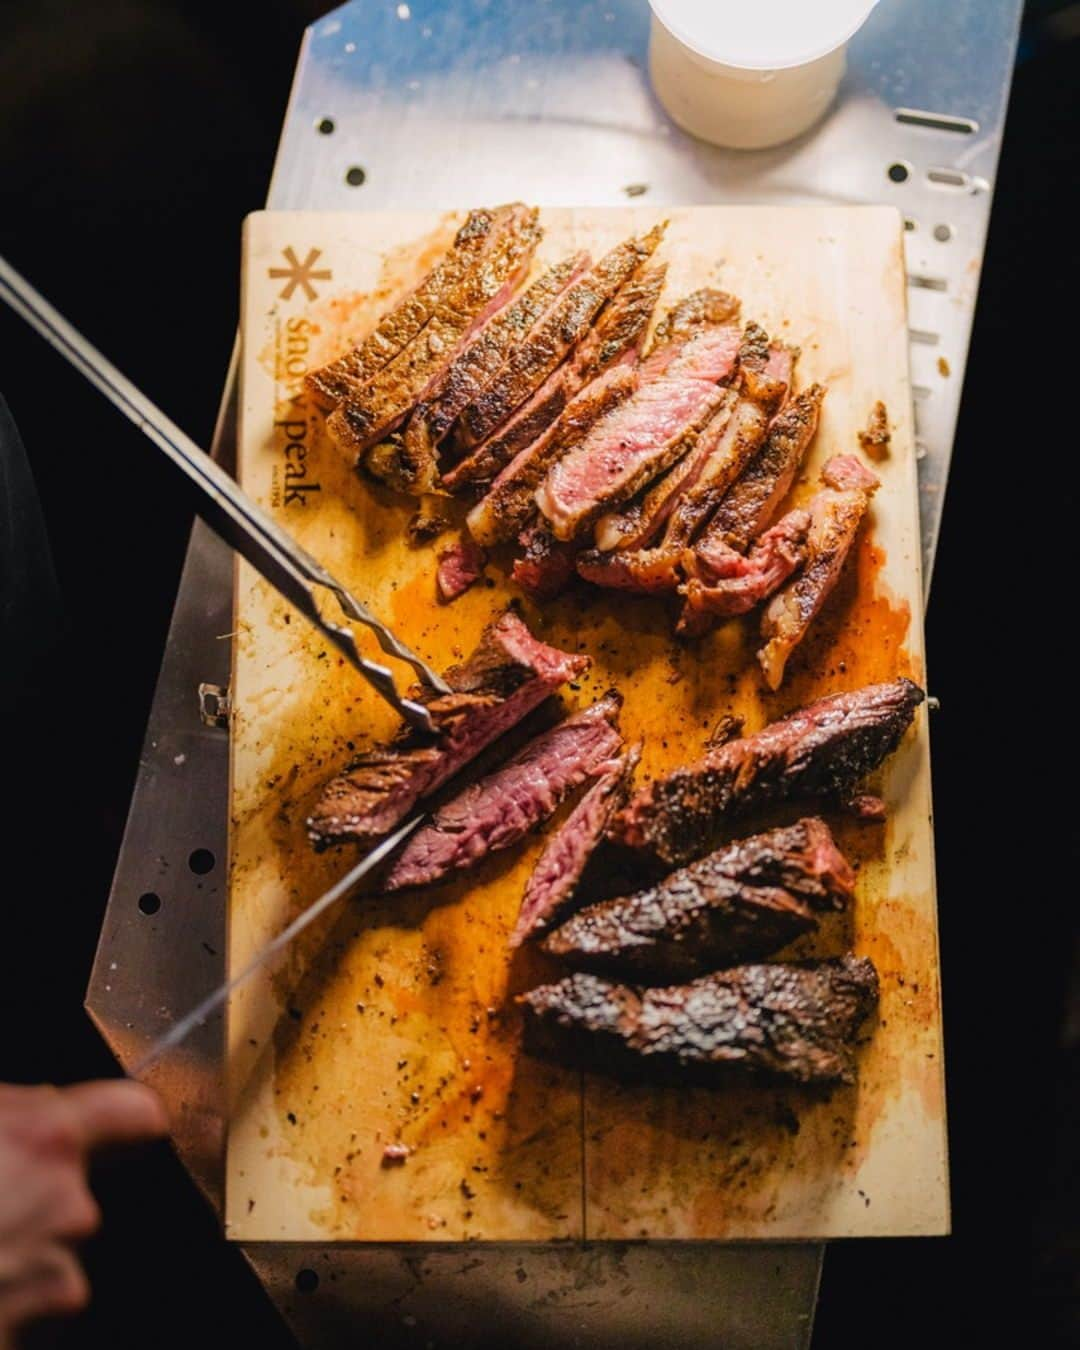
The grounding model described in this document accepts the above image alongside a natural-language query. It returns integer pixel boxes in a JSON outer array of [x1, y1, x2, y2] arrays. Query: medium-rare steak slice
[[326, 205, 541, 459], [307, 611, 588, 849], [466, 366, 639, 547], [577, 395, 769, 594], [384, 691, 624, 890], [758, 454, 880, 689], [648, 288, 741, 349], [520, 954, 880, 1086], [510, 524, 583, 599], [510, 742, 642, 948], [436, 536, 487, 601], [536, 375, 730, 541], [454, 228, 665, 453], [542, 817, 853, 977], [692, 383, 825, 559], [443, 261, 665, 491], [610, 678, 925, 866], [398, 252, 591, 493], [676, 507, 811, 635], [305, 205, 524, 409]]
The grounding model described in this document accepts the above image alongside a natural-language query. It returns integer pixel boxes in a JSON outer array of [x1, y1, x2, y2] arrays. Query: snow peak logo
[[271, 316, 321, 509]]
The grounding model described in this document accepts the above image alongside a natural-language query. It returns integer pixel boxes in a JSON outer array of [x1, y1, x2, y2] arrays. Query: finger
[[62, 1081, 169, 1151], [0, 1243, 89, 1329], [48, 1180, 101, 1242]]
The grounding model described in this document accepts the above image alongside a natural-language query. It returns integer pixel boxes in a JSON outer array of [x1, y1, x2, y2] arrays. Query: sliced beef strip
[[443, 260, 665, 491], [307, 611, 588, 849], [676, 507, 811, 634], [510, 523, 583, 600], [392, 252, 590, 495], [757, 454, 880, 690], [384, 691, 624, 890], [305, 205, 525, 409], [326, 205, 542, 460], [466, 366, 640, 548], [692, 383, 825, 559], [436, 536, 487, 601], [520, 954, 880, 1087], [454, 228, 665, 453], [648, 288, 741, 349], [510, 742, 642, 948], [609, 678, 925, 867], [541, 816, 853, 977]]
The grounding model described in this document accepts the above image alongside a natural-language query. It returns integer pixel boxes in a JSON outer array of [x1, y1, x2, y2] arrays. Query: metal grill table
[[87, 2, 1021, 1345]]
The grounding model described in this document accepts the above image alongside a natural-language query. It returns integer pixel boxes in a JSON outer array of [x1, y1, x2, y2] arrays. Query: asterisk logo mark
[[268, 246, 332, 301]]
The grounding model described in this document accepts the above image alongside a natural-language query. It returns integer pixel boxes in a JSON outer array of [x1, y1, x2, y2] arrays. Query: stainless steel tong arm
[[0, 254, 450, 731]]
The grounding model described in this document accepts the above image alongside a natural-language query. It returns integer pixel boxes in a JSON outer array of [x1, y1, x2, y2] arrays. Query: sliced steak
[[443, 258, 665, 490], [326, 205, 541, 459], [536, 375, 729, 541], [384, 691, 624, 890], [758, 454, 880, 690], [436, 536, 487, 601], [511, 523, 583, 600], [398, 253, 590, 484], [649, 288, 741, 349], [510, 743, 641, 948], [454, 227, 665, 453], [467, 366, 639, 547], [520, 954, 880, 1086], [307, 611, 588, 848], [577, 395, 769, 593], [542, 816, 853, 977], [676, 507, 811, 634], [692, 383, 825, 558], [610, 678, 925, 866], [305, 205, 525, 409]]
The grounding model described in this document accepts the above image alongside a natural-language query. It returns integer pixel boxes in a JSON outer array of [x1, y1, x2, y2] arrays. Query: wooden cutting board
[[226, 206, 948, 1242]]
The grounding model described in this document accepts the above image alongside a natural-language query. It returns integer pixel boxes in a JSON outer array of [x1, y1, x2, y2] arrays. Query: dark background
[[0, 1, 1072, 1345]]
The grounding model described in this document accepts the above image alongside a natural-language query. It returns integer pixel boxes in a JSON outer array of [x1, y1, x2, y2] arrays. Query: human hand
[[0, 1081, 168, 1347]]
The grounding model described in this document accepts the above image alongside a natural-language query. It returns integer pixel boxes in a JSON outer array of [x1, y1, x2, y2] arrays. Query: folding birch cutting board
[[227, 206, 948, 1241]]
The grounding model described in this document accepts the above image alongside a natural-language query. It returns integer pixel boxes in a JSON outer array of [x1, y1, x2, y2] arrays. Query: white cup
[[648, 0, 880, 151]]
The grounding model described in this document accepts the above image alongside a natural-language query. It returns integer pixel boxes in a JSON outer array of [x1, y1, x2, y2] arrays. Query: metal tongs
[[0, 255, 450, 731]]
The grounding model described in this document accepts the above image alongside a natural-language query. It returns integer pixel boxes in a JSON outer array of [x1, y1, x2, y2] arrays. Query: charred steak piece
[[443, 259, 666, 491], [384, 691, 624, 890], [307, 611, 588, 848], [305, 205, 527, 410], [454, 228, 665, 453], [542, 817, 853, 977], [510, 523, 583, 600], [394, 252, 590, 494], [693, 383, 825, 559], [510, 742, 642, 948], [325, 205, 541, 460], [758, 454, 880, 690], [648, 288, 741, 348], [520, 954, 880, 1086], [610, 678, 925, 866], [467, 366, 640, 548], [676, 507, 811, 634]]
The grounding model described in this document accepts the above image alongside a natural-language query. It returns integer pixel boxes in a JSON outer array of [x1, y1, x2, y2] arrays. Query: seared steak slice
[[443, 260, 665, 491], [610, 678, 925, 866], [511, 524, 582, 599], [399, 252, 590, 491], [307, 611, 588, 848], [436, 536, 487, 601], [758, 455, 880, 689], [693, 383, 825, 557], [520, 954, 880, 1086], [649, 288, 741, 348], [536, 374, 730, 541], [326, 205, 541, 459], [467, 366, 639, 547], [542, 817, 853, 977], [384, 691, 624, 890], [676, 508, 811, 635], [510, 742, 642, 947], [305, 205, 525, 409], [578, 395, 769, 593], [455, 228, 665, 453]]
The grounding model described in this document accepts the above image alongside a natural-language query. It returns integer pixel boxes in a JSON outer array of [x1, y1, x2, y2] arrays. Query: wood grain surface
[[226, 206, 947, 1241]]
